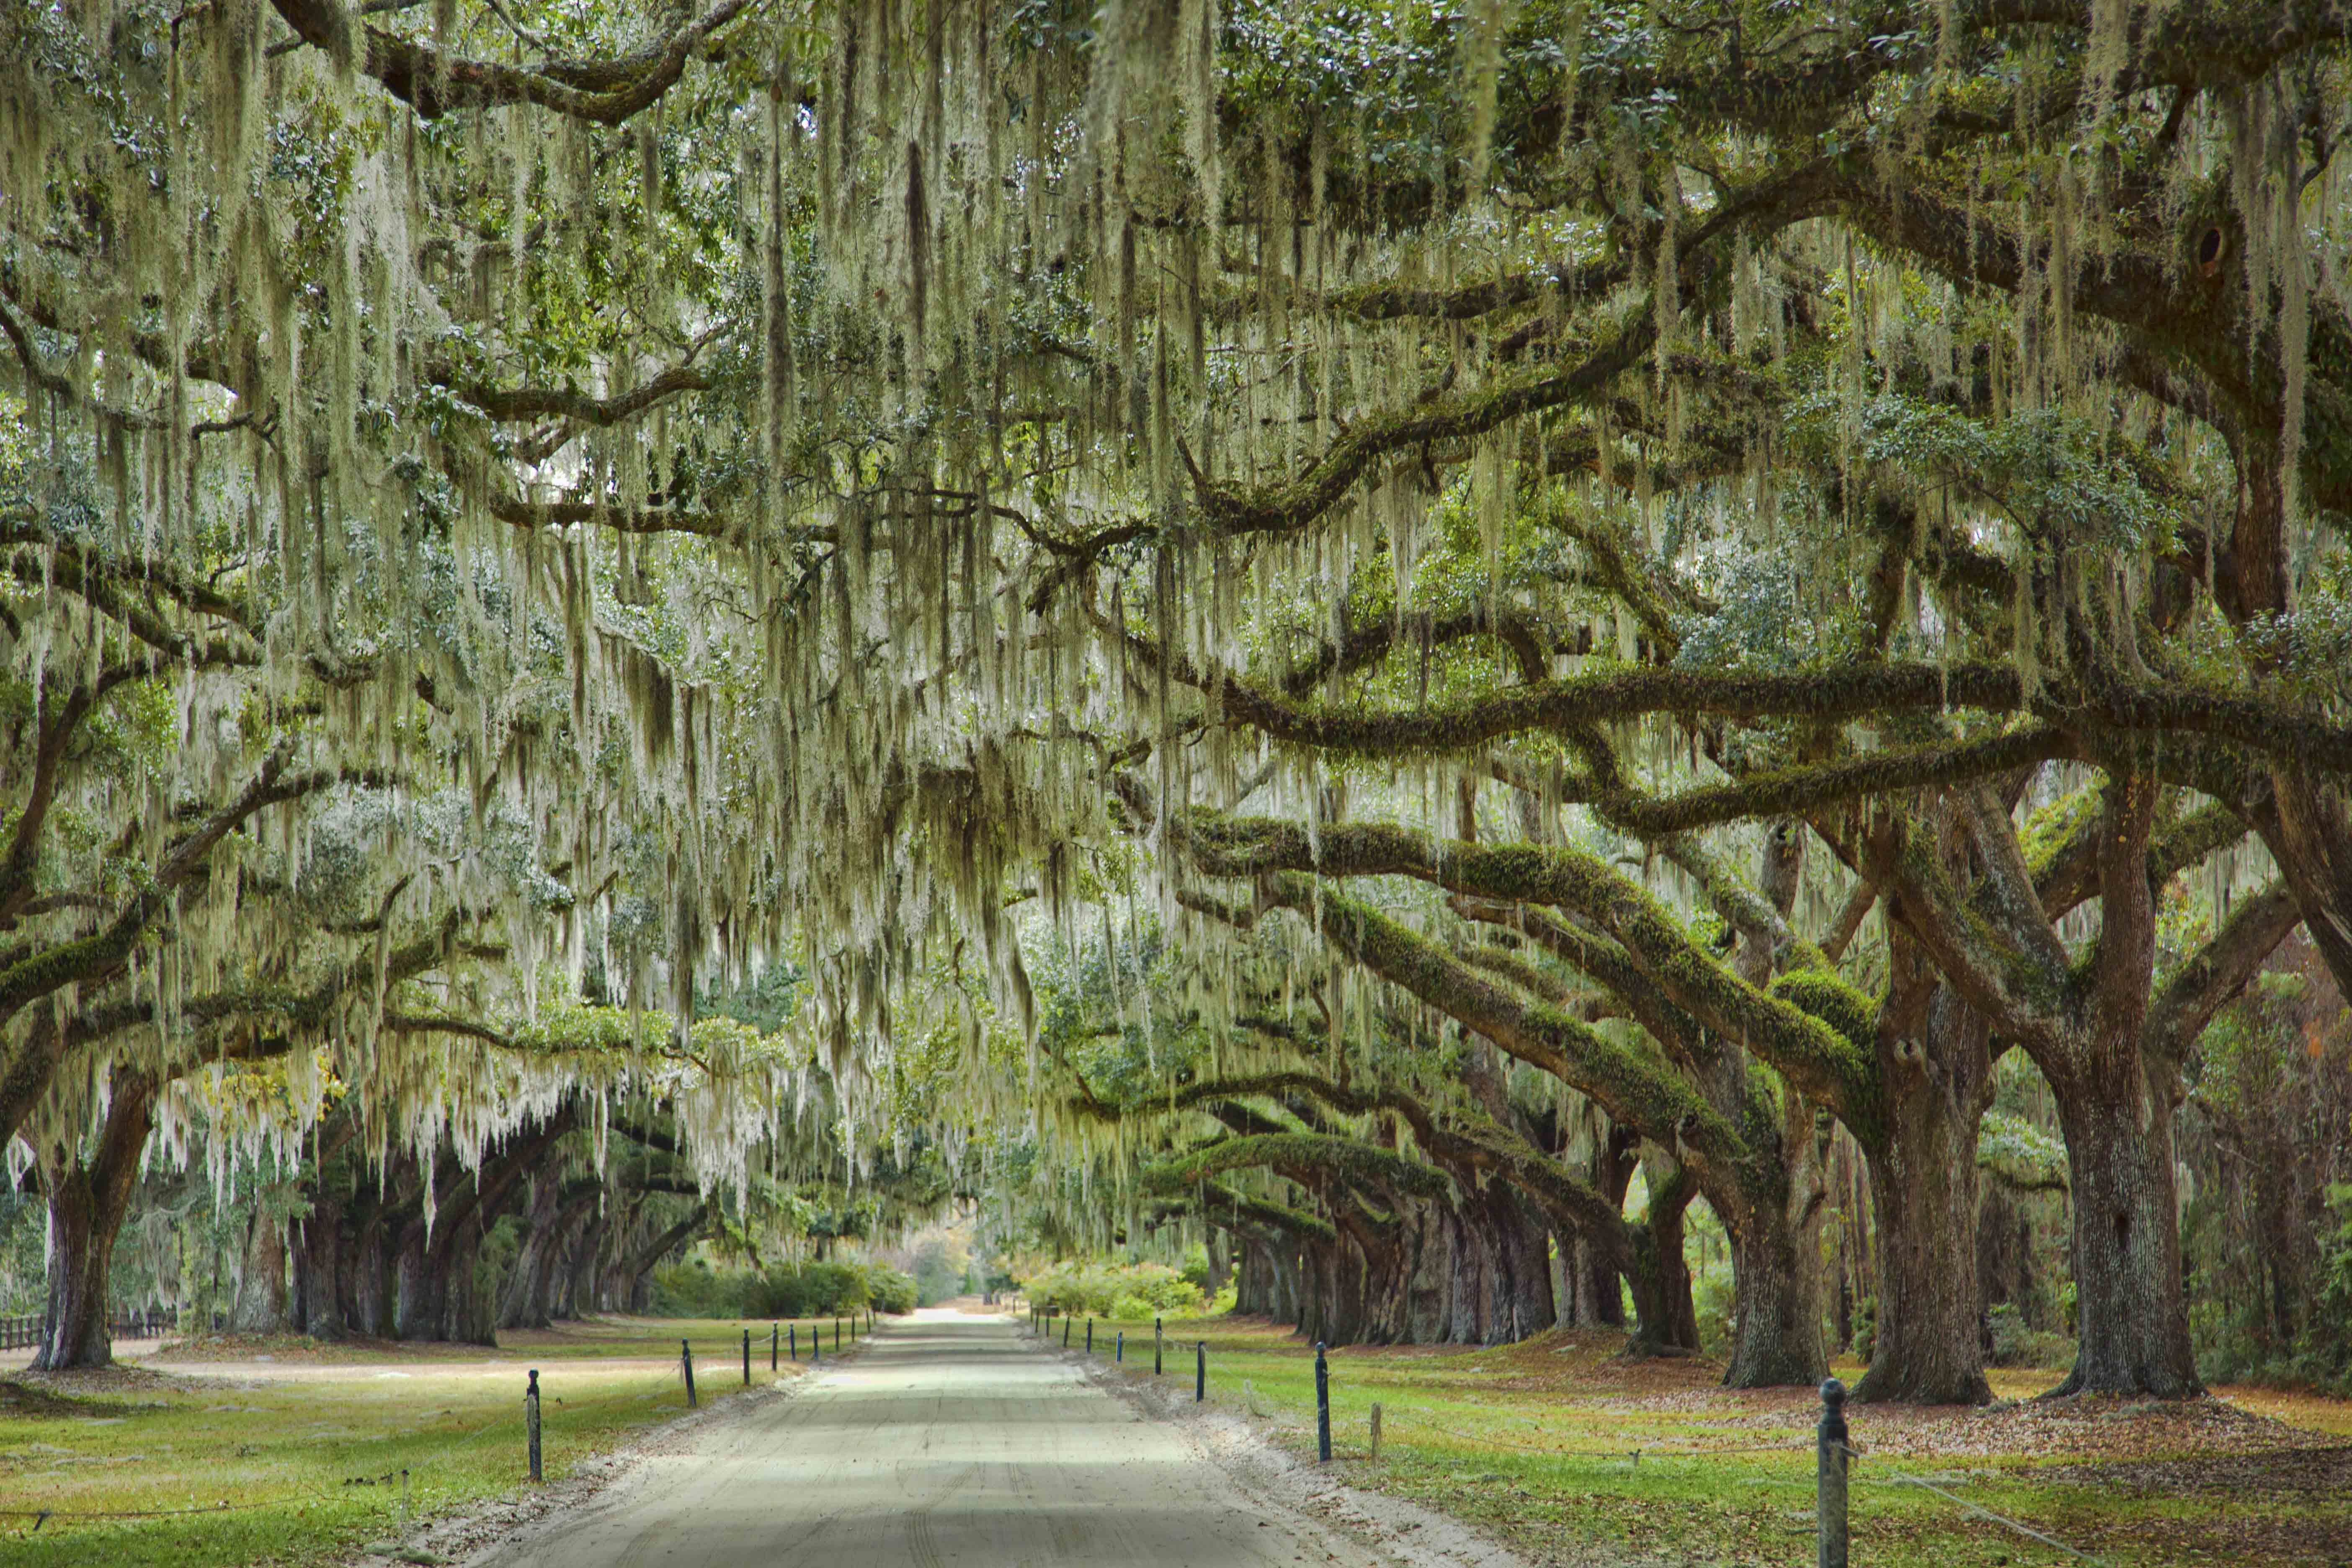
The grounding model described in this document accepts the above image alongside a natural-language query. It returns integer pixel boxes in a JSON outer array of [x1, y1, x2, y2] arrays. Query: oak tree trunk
[[1627, 1161, 1701, 1354], [2048, 1066, 2202, 1398], [32, 1073, 155, 1370], [230, 1197, 291, 1334], [1857, 988, 1994, 1405]]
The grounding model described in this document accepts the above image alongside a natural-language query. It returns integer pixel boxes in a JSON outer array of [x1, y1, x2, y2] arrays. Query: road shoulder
[[1039, 1329, 1539, 1568]]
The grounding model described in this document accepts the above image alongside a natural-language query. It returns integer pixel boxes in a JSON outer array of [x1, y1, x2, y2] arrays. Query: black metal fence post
[[526, 1369, 542, 1483], [1817, 1377, 1849, 1568], [771, 1323, 778, 1372], [1086, 1317, 1093, 1353], [681, 1339, 698, 1408], [835, 1317, 841, 1351], [743, 1327, 751, 1385], [790, 1323, 798, 1361], [1117, 1330, 1124, 1363], [1314, 1343, 1332, 1462], [1063, 1314, 1071, 1348], [1195, 1341, 1205, 1403]]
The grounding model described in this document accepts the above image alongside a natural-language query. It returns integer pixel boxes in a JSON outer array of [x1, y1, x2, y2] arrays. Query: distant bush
[[1986, 1303, 2075, 1368], [1847, 1295, 1877, 1363], [1693, 1271, 1734, 1357], [1026, 1261, 1204, 1318], [649, 1257, 749, 1317], [1179, 1243, 1214, 1296], [648, 1257, 916, 1318]]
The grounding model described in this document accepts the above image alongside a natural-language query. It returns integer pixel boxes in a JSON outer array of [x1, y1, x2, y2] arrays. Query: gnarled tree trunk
[[230, 1192, 292, 1334], [2048, 1057, 2201, 1398], [1857, 985, 1995, 1405], [33, 1072, 156, 1370], [1627, 1156, 1701, 1354]]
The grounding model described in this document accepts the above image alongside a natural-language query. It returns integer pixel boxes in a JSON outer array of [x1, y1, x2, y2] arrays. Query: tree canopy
[[5, 0, 2352, 1399]]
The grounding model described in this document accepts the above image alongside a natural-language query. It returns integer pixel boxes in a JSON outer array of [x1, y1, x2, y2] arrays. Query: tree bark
[[2047, 1058, 2202, 1397], [230, 1191, 292, 1333], [32, 1072, 156, 1370], [394, 1219, 447, 1340], [1233, 1237, 1274, 1315], [1856, 985, 1995, 1404], [292, 1202, 348, 1340], [500, 1181, 597, 1330], [1626, 1157, 1701, 1354], [1574, 1126, 1638, 1328]]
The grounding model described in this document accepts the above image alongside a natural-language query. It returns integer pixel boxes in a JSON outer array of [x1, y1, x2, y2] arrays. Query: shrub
[[1693, 1272, 1734, 1357], [864, 1264, 918, 1314], [1847, 1295, 1877, 1363], [1986, 1303, 2075, 1368], [1026, 1261, 1205, 1318], [650, 1257, 916, 1318], [650, 1258, 753, 1318]]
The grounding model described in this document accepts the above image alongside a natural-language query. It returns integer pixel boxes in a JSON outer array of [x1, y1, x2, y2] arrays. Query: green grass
[[1047, 1309, 2352, 1567], [0, 1314, 872, 1567]]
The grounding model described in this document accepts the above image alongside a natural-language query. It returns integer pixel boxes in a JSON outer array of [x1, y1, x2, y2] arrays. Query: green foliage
[[1977, 1110, 2069, 1193], [1789, 395, 2181, 552], [1985, 1304, 2075, 1369], [649, 1257, 914, 1318], [1847, 1293, 1876, 1362], [1024, 1260, 1207, 1318]]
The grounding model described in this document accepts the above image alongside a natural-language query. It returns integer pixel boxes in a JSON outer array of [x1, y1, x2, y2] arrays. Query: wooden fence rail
[[0, 1308, 184, 1352]]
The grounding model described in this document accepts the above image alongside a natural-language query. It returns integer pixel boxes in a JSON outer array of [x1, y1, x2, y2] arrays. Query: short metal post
[[813, 1326, 821, 1363], [790, 1323, 798, 1361], [1117, 1330, 1124, 1363], [771, 1324, 778, 1372], [1817, 1377, 1849, 1568], [1369, 1401, 1382, 1460], [682, 1340, 697, 1408], [1086, 1318, 1093, 1353], [743, 1328, 752, 1385], [1195, 1341, 1205, 1403], [835, 1317, 841, 1351], [526, 1369, 542, 1483], [1314, 1343, 1332, 1462], [1155, 1319, 1163, 1375], [1063, 1314, 1071, 1348]]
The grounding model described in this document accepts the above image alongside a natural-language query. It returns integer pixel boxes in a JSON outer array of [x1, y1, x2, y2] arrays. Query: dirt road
[[467, 1309, 1366, 1568]]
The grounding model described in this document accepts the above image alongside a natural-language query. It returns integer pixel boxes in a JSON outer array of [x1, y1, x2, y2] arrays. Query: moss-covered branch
[[1187, 874, 1756, 1189], [1146, 1131, 1454, 1204], [268, 0, 754, 124], [1161, 799, 1877, 1129]]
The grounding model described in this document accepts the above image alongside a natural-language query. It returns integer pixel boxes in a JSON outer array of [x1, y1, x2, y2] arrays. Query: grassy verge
[[1041, 1309, 2352, 1567], [0, 1313, 872, 1567]]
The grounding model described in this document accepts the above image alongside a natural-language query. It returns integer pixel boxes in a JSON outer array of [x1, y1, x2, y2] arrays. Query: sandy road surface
[[468, 1309, 1367, 1568]]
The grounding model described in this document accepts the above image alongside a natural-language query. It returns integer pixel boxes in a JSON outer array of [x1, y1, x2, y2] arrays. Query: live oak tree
[[8, 0, 2351, 1403]]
